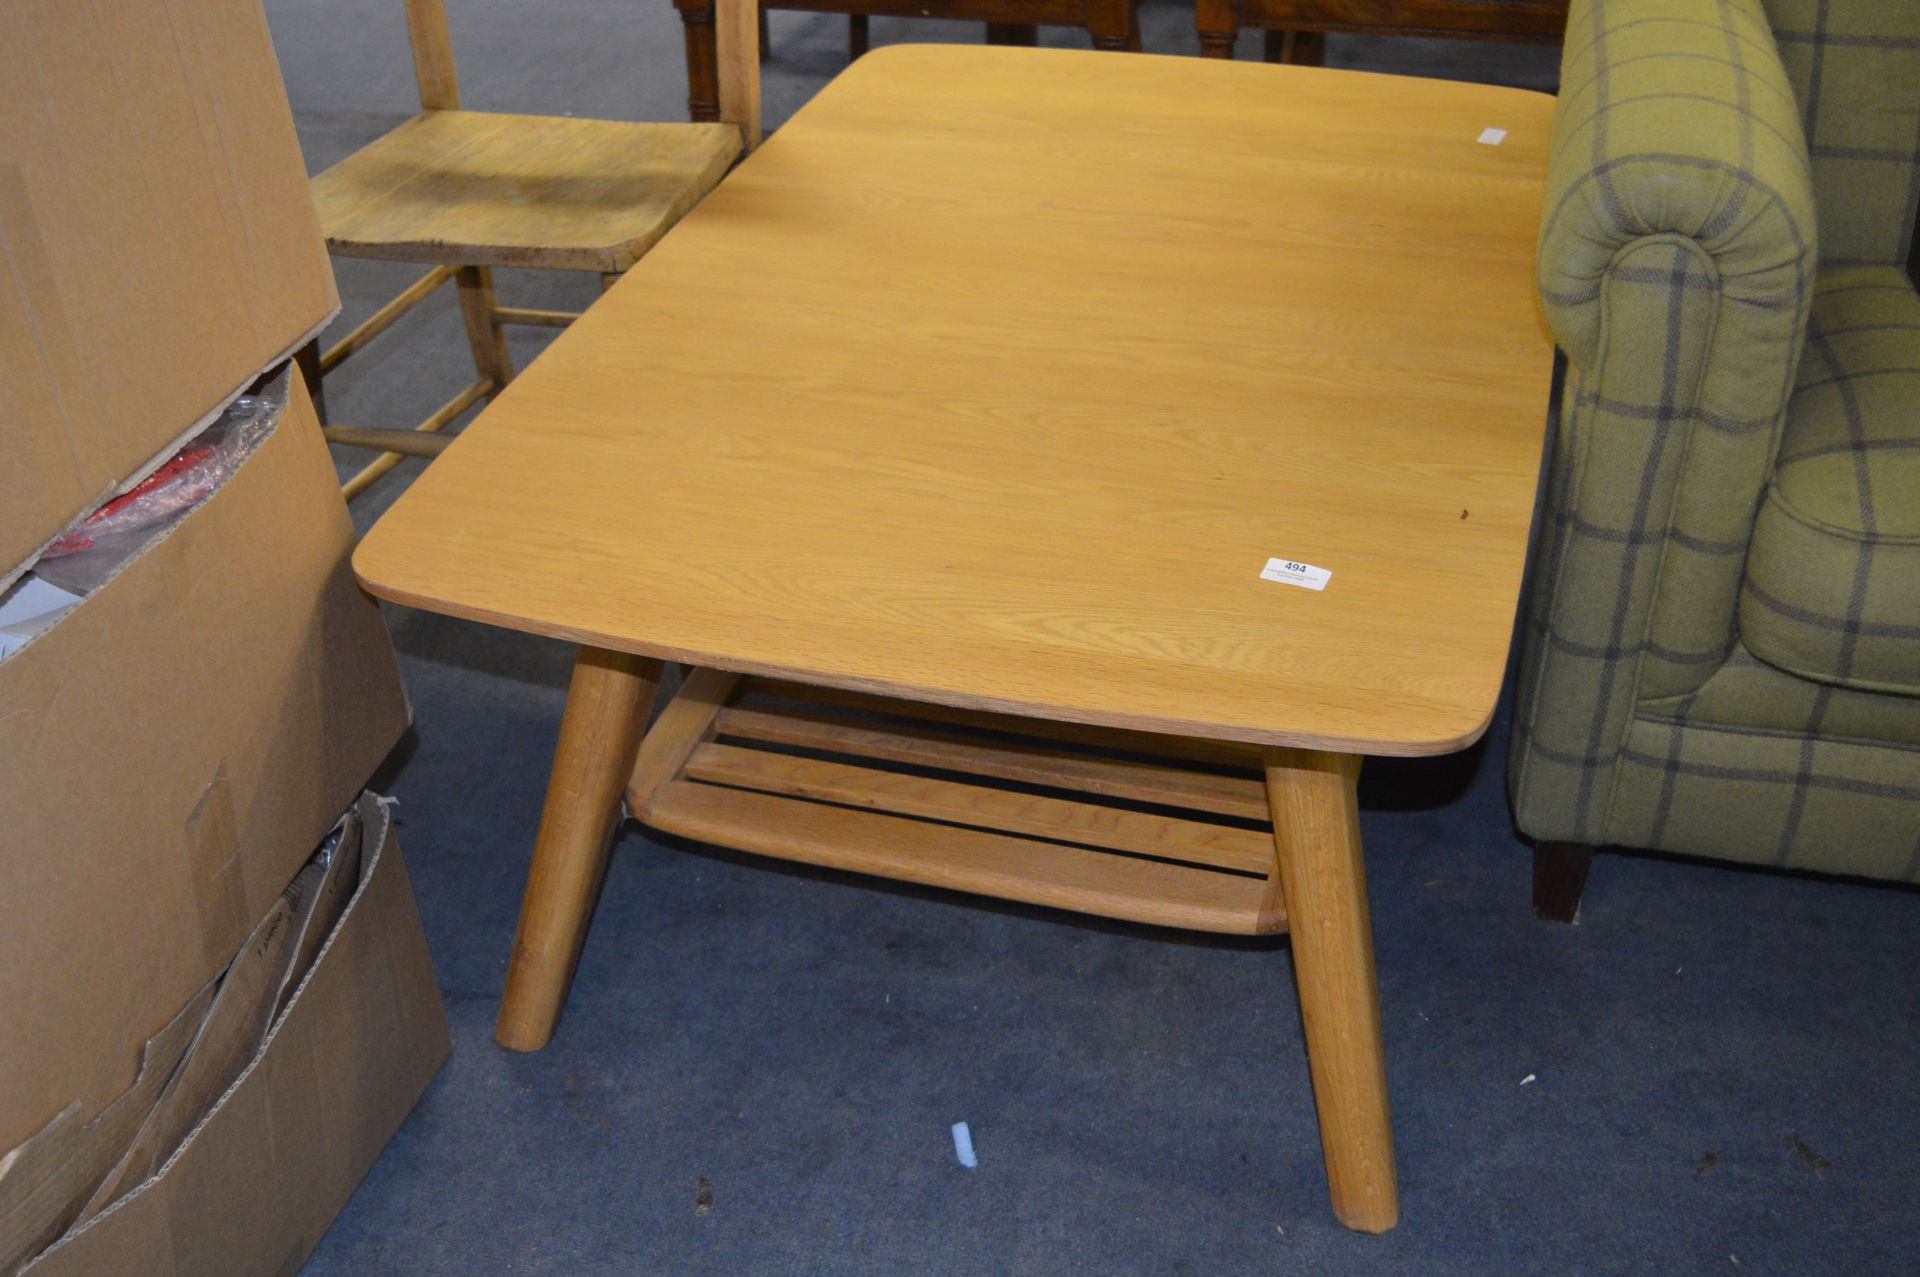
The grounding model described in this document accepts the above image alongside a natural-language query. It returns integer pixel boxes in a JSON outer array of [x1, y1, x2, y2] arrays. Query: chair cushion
[[1741, 268, 1920, 694], [311, 111, 742, 273]]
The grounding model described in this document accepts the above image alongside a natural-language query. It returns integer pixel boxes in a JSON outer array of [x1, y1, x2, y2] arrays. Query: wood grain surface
[[713, 703, 1272, 818], [614, 669, 1287, 933], [311, 111, 742, 272], [495, 649, 663, 1051], [1264, 746, 1397, 1231], [646, 777, 1283, 933], [355, 46, 1556, 755]]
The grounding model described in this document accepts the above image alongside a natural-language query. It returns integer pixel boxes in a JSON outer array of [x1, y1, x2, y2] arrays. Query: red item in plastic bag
[[46, 443, 222, 555]]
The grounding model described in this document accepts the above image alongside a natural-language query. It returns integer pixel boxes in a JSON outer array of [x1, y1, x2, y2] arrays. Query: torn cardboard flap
[[0, 0, 339, 573], [0, 984, 215, 1277], [70, 804, 367, 1234], [18, 794, 451, 1277]]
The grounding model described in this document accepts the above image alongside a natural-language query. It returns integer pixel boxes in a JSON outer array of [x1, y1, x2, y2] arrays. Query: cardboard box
[[0, 0, 338, 574], [0, 369, 410, 1156], [20, 793, 452, 1277]]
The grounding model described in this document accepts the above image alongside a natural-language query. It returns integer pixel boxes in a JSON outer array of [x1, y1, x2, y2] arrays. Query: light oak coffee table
[[355, 45, 1554, 1232]]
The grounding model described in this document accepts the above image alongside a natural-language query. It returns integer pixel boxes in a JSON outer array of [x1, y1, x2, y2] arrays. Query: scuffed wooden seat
[[312, 111, 743, 273]]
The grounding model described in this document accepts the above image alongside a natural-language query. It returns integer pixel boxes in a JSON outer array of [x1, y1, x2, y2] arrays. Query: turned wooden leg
[[848, 12, 869, 58], [1265, 747, 1398, 1233], [455, 265, 515, 395], [986, 21, 1038, 45], [496, 647, 663, 1052], [1086, 0, 1129, 51], [1195, 0, 1237, 57], [1533, 841, 1594, 923], [676, 0, 720, 121]]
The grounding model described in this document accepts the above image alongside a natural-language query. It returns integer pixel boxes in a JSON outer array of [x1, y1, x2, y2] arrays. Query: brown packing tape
[[184, 766, 251, 977]]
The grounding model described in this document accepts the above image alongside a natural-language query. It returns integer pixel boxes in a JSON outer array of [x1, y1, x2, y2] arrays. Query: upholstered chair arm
[[1511, 0, 1818, 843]]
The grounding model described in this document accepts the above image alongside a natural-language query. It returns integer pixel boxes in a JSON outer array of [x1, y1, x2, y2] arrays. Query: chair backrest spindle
[[395, 0, 758, 147], [403, 0, 460, 110], [715, 0, 762, 149]]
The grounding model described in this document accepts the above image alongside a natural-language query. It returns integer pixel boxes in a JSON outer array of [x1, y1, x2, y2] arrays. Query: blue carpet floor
[[268, 5, 1920, 1272]]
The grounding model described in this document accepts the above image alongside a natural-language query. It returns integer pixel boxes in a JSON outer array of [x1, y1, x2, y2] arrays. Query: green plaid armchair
[[1510, 0, 1920, 917]]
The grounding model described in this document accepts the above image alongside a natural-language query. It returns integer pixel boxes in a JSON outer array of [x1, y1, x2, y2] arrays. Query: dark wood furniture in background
[[1196, 0, 1567, 65], [674, 0, 1139, 121]]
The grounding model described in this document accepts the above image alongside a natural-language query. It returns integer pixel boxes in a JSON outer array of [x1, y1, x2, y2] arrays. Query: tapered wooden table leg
[[496, 646, 663, 1052], [1264, 747, 1398, 1233]]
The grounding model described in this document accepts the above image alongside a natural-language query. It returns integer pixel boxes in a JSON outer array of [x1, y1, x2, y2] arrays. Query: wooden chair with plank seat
[[299, 0, 762, 500]]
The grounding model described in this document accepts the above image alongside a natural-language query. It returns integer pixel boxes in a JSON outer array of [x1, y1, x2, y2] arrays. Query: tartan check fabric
[[1760, 0, 1920, 269], [1742, 267, 1920, 694], [1609, 710, 1920, 880], [1642, 643, 1920, 749], [1510, 0, 1920, 881]]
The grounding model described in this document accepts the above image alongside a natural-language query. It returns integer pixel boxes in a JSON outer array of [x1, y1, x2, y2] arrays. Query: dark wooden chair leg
[[848, 12, 869, 58], [1195, 0, 1237, 58], [1533, 841, 1594, 923], [293, 336, 327, 424], [676, 0, 720, 121]]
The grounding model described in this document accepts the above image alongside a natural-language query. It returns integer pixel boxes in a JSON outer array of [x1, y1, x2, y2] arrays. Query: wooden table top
[[355, 46, 1556, 756]]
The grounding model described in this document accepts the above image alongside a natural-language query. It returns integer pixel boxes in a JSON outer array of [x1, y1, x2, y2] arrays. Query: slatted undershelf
[[625, 670, 1287, 935]]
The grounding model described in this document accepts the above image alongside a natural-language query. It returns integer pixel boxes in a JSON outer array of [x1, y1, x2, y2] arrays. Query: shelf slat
[[648, 779, 1284, 935], [716, 703, 1271, 821], [627, 667, 741, 816], [687, 742, 1274, 874]]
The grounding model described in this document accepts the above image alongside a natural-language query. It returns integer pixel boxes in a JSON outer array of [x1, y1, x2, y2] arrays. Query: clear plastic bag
[[33, 393, 279, 596]]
